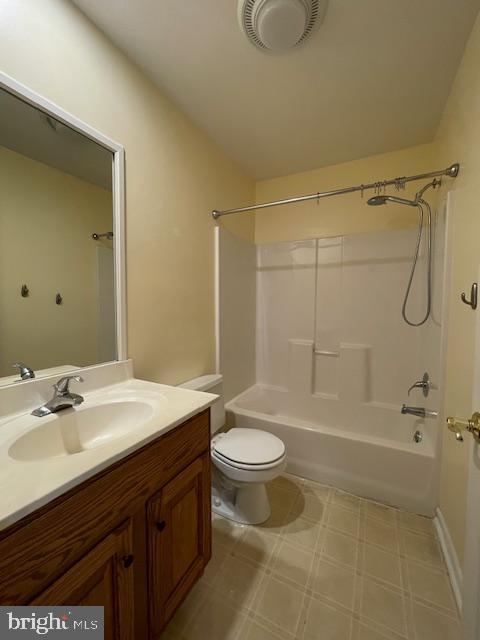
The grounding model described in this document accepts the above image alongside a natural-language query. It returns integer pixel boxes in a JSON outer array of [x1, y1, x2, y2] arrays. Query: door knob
[[446, 413, 480, 442]]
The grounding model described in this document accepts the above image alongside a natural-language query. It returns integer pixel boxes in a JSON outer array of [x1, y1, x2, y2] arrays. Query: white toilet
[[179, 374, 286, 524]]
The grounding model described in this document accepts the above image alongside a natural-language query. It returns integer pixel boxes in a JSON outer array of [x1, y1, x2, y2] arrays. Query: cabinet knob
[[122, 554, 134, 568], [156, 520, 166, 532]]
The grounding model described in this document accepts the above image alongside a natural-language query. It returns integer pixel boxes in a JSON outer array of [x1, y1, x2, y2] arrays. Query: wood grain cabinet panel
[[31, 520, 135, 640], [0, 409, 212, 639], [147, 453, 211, 636]]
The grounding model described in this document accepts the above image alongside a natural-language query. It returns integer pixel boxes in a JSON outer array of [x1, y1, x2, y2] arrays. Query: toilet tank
[[178, 374, 225, 434]]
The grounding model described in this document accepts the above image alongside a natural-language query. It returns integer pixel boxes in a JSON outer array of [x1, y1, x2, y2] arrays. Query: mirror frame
[[0, 71, 127, 370]]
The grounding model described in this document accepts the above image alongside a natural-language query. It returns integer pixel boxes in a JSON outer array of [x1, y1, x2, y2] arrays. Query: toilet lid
[[212, 428, 285, 465]]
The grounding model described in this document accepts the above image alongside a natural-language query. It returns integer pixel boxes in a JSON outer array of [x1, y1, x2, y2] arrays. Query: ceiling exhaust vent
[[238, 0, 327, 53]]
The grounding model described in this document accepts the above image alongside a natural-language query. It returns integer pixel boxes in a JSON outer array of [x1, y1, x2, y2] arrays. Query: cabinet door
[[148, 453, 211, 636], [31, 519, 135, 640]]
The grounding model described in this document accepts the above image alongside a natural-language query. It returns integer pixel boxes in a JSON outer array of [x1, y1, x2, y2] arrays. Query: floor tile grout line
[[396, 505, 411, 640], [404, 591, 459, 619], [196, 476, 457, 640], [408, 594, 462, 620], [350, 509, 363, 640], [358, 609, 410, 640]]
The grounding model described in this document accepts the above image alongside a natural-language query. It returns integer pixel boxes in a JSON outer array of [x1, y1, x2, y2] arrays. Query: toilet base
[[212, 481, 271, 525]]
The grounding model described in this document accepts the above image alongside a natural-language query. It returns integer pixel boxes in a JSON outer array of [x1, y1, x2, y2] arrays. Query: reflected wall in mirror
[[0, 87, 117, 385]]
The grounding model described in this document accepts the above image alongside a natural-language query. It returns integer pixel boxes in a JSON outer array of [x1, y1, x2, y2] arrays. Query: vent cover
[[238, 0, 327, 52]]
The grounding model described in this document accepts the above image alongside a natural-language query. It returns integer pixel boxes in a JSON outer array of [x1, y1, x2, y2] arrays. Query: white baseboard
[[434, 507, 463, 612]]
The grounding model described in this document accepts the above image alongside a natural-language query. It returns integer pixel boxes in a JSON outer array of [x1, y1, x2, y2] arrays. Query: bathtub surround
[[221, 210, 448, 514], [255, 231, 435, 404], [215, 228, 256, 403]]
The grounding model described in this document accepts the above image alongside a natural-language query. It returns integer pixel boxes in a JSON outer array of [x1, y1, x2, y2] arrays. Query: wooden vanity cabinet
[[31, 519, 136, 640], [0, 409, 211, 639], [148, 453, 211, 636]]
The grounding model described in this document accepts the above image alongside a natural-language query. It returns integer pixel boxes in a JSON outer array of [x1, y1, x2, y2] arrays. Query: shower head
[[367, 195, 389, 206], [367, 178, 440, 207], [367, 194, 418, 207]]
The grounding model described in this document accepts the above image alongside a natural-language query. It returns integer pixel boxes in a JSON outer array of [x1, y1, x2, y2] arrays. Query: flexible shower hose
[[401, 198, 432, 327]]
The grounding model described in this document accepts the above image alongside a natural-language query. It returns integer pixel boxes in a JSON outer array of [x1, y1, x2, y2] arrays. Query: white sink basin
[[9, 398, 157, 461], [0, 371, 217, 532]]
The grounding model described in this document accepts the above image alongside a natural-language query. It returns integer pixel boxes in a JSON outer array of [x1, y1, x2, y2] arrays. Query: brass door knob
[[446, 413, 480, 442]]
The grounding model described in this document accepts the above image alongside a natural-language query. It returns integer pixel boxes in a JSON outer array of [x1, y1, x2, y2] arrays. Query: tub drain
[[413, 430, 423, 443]]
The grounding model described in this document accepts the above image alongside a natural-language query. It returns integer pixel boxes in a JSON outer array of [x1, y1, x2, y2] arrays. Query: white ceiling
[[72, 0, 480, 180], [0, 88, 112, 190]]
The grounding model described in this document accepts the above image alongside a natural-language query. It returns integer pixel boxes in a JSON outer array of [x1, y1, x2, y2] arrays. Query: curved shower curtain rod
[[211, 162, 460, 220]]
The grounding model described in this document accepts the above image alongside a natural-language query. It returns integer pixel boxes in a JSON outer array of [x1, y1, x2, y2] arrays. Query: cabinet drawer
[[0, 409, 210, 603]]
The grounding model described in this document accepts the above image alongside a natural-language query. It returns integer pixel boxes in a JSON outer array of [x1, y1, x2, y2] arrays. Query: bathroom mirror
[[0, 76, 125, 386]]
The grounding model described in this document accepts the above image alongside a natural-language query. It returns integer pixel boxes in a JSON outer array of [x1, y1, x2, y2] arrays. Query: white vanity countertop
[[0, 377, 217, 531]]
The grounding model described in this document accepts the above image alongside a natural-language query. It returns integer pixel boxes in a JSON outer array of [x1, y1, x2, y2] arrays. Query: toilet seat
[[212, 449, 286, 471], [179, 373, 287, 524], [212, 428, 285, 470]]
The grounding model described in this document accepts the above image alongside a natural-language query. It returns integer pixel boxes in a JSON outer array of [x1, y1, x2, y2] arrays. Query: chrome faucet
[[13, 362, 35, 381], [407, 372, 430, 397], [401, 405, 438, 419], [31, 375, 84, 417]]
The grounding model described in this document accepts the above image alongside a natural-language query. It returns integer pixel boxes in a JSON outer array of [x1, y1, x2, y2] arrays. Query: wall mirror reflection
[[0, 87, 117, 385]]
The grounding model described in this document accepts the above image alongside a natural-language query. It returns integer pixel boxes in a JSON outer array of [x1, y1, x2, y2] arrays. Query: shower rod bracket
[[211, 163, 460, 219], [92, 231, 114, 240], [446, 163, 460, 178]]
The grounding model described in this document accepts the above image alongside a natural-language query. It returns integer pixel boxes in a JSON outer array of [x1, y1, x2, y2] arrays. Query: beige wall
[[0, 0, 254, 385], [0, 145, 112, 375], [435, 13, 480, 564], [255, 143, 438, 244]]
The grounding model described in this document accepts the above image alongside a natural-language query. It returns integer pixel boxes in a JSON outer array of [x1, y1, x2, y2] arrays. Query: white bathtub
[[226, 384, 438, 515]]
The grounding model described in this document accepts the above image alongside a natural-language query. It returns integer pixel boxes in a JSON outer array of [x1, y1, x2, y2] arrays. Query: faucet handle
[[408, 372, 430, 397], [54, 375, 84, 395], [12, 362, 35, 380]]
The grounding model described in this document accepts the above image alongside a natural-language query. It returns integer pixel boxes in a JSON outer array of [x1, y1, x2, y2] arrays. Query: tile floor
[[163, 474, 462, 640]]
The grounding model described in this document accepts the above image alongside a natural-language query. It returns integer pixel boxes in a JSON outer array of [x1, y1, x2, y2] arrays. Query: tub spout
[[401, 405, 438, 419]]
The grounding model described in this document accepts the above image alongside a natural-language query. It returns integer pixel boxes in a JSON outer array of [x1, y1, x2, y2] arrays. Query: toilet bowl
[[179, 374, 286, 524], [211, 427, 286, 524]]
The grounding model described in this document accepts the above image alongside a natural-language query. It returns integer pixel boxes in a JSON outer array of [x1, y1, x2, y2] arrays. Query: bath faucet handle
[[12, 362, 35, 380], [54, 375, 84, 395], [407, 372, 430, 397]]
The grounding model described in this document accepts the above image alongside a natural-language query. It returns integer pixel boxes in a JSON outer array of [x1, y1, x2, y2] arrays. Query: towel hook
[[461, 282, 477, 310]]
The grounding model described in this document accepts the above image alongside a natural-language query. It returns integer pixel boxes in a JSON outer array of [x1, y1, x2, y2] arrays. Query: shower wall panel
[[256, 240, 316, 390], [256, 226, 441, 411], [217, 227, 256, 402]]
